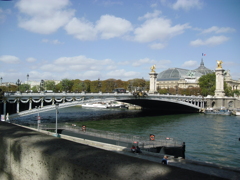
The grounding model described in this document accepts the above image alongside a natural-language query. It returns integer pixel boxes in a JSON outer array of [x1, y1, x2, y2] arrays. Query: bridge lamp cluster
[[16, 79, 21, 91]]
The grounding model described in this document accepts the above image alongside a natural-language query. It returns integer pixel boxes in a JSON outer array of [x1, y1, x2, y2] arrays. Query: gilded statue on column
[[150, 65, 156, 72], [216, 60, 223, 69]]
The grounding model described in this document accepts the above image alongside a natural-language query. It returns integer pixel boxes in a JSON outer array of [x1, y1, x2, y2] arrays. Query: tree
[[198, 73, 235, 97], [61, 79, 74, 92], [19, 84, 31, 92], [198, 73, 216, 96], [31, 86, 39, 93], [44, 80, 56, 91]]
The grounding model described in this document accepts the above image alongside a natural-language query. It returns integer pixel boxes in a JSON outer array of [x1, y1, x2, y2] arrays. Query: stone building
[[157, 59, 213, 90], [223, 70, 240, 90], [157, 59, 240, 91]]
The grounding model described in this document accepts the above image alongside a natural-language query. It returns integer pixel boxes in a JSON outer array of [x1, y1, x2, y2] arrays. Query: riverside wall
[[0, 121, 227, 180]]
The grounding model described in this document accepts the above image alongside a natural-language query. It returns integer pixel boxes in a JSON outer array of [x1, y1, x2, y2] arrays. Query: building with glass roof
[[157, 59, 214, 89]]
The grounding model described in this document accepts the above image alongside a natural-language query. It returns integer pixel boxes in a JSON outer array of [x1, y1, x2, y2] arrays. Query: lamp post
[[54, 103, 60, 137], [97, 78, 101, 92], [0, 77, 2, 86], [16, 79, 21, 91], [27, 74, 29, 84], [40, 79, 44, 92], [27, 74, 29, 92]]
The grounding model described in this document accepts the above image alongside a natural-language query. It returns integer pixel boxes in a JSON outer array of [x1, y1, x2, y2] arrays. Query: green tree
[[232, 90, 240, 96], [44, 80, 56, 91], [61, 79, 74, 92], [31, 86, 39, 92], [198, 73, 216, 96], [84, 80, 91, 92], [224, 82, 233, 97], [19, 84, 31, 92]]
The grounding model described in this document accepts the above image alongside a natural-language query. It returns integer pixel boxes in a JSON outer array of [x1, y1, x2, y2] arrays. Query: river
[[13, 106, 240, 169]]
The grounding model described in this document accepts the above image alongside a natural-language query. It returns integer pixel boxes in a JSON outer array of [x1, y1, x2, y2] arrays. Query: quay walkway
[[37, 123, 184, 157], [26, 123, 240, 179]]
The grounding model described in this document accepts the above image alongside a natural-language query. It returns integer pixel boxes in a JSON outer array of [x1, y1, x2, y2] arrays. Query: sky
[[0, 0, 240, 83]]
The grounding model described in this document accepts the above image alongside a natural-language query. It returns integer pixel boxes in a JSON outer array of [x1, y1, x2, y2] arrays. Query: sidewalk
[[19, 124, 240, 180], [117, 149, 240, 180]]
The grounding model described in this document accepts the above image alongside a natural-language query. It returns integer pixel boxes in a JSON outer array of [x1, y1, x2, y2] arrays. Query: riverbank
[[58, 130, 240, 180], [4, 122, 240, 180]]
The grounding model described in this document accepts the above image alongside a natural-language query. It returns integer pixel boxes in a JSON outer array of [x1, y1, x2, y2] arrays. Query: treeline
[[1, 74, 239, 97], [1, 78, 149, 93]]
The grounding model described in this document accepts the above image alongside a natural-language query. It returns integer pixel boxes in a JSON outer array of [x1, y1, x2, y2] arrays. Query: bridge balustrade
[[3, 92, 206, 119]]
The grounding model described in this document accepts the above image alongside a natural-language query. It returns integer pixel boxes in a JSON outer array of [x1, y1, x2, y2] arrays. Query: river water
[[13, 106, 240, 169]]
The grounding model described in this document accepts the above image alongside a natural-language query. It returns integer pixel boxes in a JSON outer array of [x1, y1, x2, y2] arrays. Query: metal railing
[[31, 123, 183, 150]]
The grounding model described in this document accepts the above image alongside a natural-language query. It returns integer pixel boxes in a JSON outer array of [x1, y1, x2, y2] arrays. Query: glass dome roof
[[157, 59, 213, 81], [157, 68, 189, 81], [194, 59, 213, 75]]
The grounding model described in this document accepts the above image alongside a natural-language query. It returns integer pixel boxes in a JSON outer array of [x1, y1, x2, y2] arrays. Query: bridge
[[1, 91, 205, 120]]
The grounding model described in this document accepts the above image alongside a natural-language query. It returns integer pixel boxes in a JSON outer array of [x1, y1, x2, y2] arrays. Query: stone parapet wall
[[0, 122, 225, 180]]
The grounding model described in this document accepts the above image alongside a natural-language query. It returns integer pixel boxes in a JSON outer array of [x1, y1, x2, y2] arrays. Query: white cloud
[[42, 39, 64, 44], [151, 3, 158, 8], [171, 0, 202, 10], [96, 15, 133, 39], [182, 60, 198, 68], [65, 17, 97, 41], [131, 58, 171, 70], [16, 0, 75, 34], [81, 71, 101, 79], [54, 56, 114, 66], [149, 43, 166, 49], [26, 57, 37, 62], [118, 61, 130, 65], [40, 64, 66, 72], [106, 69, 140, 79], [134, 17, 190, 43], [0, 55, 20, 63], [155, 60, 172, 69], [190, 36, 229, 46], [0, 8, 11, 23], [138, 10, 162, 20], [132, 58, 156, 67], [201, 26, 236, 34]]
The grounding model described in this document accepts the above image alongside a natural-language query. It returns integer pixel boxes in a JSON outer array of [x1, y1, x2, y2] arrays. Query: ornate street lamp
[[54, 103, 60, 137], [40, 79, 44, 91], [97, 78, 101, 92], [27, 74, 29, 84], [16, 79, 21, 91], [27, 74, 29, 91]]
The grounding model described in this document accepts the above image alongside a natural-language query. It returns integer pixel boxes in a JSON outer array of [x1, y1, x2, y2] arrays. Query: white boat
[[82, 103, 108, 108], [232, 109, 240, 116], [204, 108, 232, 116], [82, 102, 126, 109]]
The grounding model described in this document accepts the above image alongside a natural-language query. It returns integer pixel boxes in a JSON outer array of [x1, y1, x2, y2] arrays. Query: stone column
[[214, 61, 225, 97], [149, 65, 158, 94], [29, 99, 32, 110], [17, 99, 20, 113], [3, 100, 6, 118], [41, 98, 44, 108]]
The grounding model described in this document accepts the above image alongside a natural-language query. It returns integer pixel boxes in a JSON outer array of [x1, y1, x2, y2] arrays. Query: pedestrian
[[131, 145, 136, 153], [161, 156, 168, 165], [136, 146, 142, 153], [182, 142, 186, 159]]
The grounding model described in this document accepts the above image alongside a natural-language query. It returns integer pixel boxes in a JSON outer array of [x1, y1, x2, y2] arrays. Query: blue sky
[[0, 0, 239, 83]]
